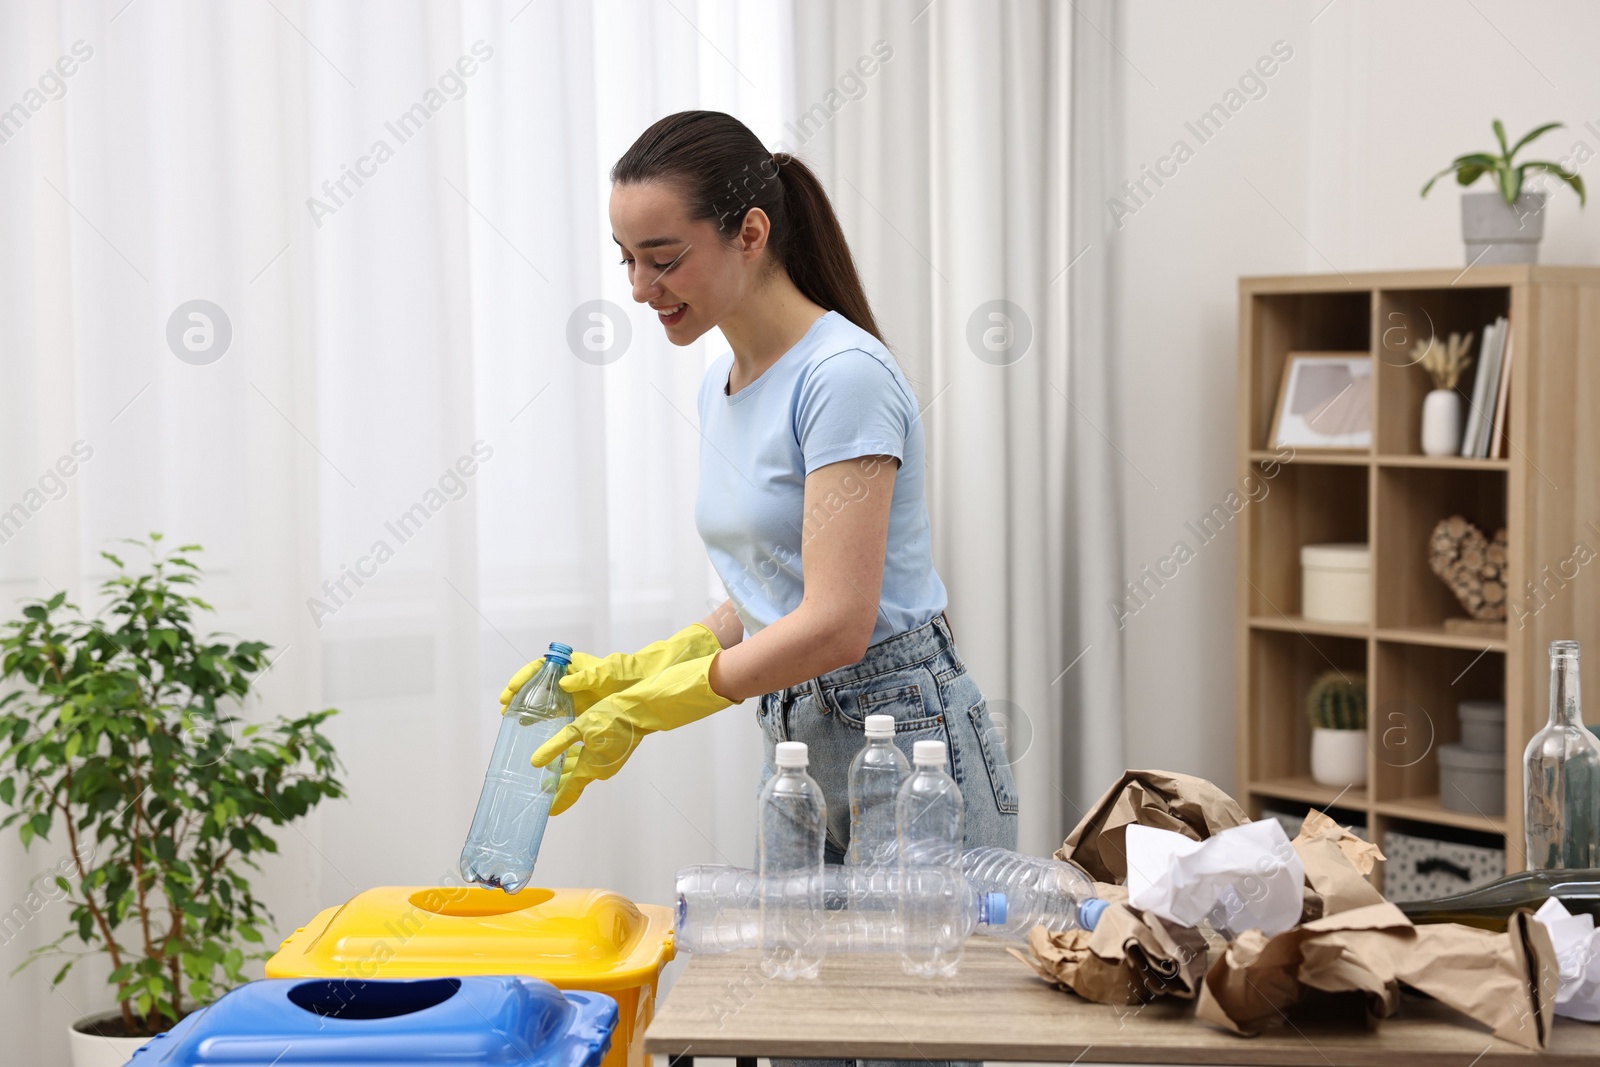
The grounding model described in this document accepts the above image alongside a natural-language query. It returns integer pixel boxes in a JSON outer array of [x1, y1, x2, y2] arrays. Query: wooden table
[[645, 934, 1600, 1066]]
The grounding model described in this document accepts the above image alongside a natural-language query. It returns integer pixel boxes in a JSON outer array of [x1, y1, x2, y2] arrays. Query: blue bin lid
[[126, 976, 617, 1066]]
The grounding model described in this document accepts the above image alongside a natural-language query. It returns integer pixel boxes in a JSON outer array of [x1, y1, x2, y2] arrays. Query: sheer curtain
[[0, 1, 789, 1059], [789, 0, 1125, 855]]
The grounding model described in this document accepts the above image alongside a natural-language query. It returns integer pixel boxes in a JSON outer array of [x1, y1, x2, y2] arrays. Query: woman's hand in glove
[[497, 623, 722, 716], [529, 652, 736, 815]]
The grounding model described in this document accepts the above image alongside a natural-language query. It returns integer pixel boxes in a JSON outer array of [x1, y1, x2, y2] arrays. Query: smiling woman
[[507, 113, 1017, 1031]]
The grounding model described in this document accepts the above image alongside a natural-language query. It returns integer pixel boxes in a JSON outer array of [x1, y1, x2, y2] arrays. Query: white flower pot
[[1310, 727, 1367, 788], [1420, 388, 1463, 456], [70, 1011, 155, 1067]]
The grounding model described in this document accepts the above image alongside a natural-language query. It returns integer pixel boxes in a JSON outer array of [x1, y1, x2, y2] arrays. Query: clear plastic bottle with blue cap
[[460, 642, 575, 893]]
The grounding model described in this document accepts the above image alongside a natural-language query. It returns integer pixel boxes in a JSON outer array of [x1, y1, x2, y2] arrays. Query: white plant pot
[[1420, 388, 1463, 456], [1310, 727, 1368, 788], [70, 1011, 158, 1067]]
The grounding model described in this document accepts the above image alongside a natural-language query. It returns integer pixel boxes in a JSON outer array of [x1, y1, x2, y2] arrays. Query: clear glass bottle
[[459, 642, 575, 893], [1524, 640, 1600, 870]]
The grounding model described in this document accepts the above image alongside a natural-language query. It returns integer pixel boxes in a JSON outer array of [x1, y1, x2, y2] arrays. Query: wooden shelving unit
[[1234, 266, 1600, 889]]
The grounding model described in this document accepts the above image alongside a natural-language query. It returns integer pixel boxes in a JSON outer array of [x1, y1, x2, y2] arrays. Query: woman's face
[[610, 180, 765, 346]]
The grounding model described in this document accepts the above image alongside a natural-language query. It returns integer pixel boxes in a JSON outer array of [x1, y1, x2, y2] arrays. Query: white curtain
[[1, 1, 790, 1060], [1, 1, 1122, 1061], [790, 0, 1125, 855]]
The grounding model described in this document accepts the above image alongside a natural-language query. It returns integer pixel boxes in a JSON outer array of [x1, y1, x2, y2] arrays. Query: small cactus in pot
[[1306, 670, 1368, 788], [1306, 670, 1367, 730]]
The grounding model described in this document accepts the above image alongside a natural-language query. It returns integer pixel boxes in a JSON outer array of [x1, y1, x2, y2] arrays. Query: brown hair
[[611, 110, 883, 343]]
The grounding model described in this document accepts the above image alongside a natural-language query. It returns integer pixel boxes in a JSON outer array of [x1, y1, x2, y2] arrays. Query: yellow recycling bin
[[266, 886, 675, 1067]]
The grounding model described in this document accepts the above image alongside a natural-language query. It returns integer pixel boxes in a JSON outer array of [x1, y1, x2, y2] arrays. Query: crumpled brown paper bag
[[1056, 769, 1251, 883], [1291, 809, 1385, 921], [1009, 901, 1211, 1005], [1196, 901, 1559, 1050]]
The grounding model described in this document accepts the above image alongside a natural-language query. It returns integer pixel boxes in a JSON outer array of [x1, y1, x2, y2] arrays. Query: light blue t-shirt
[[694, 310, 948, 647]]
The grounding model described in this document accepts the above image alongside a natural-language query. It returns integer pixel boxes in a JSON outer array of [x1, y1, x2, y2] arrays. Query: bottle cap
[[1078, 897, 1109, 931], [864, 714, 896, 738], [775, 741, 809, 768], [980, 891, 1007, 925], [912, 740, 947, 766], [546, 642, 574, 666], [1551, 639, 1581, 658]]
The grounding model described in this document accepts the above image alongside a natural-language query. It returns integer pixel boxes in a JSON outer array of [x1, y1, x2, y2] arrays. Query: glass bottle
[[1398, 868, 1600, 931], [1524, 640, 1600, 870]]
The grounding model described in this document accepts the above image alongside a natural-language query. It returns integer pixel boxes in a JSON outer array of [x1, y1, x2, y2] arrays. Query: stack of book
[[1461, 315, 1513, 459]]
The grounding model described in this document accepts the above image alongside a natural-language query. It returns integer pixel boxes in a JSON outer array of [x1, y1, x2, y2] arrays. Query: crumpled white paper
[[1533, 897, 1600, 1021], [1125, 818, 1305, 937]]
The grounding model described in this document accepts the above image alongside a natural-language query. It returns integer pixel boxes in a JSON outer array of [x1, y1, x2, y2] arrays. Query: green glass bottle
[[1397, 868, 1600, 931]]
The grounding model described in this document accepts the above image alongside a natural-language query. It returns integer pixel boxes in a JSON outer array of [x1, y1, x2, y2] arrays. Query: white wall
[[1110, 0, 1600, 787]]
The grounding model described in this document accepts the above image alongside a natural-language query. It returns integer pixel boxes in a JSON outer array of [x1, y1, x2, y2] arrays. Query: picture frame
[[1268, 352, 1373, 450]]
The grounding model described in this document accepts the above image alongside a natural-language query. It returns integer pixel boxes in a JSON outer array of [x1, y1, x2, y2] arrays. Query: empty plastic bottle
[[897, 740, 966, 977], [759, 740, 827, 979], [459, 642, 575, 894], [673, 863, 1008, 954], [961, 846, 1108, 938], [847, 714, 910, 869]]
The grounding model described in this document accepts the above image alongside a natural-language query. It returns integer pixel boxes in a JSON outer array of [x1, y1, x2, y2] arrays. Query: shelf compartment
[[1370, 640, 1506, 814], [1373, 465, 1507, 632], [1246, 628, 1368, 790], [1245, 462, 1368, 618], [1249, 614, 1368, 640], [1374, 796, 1507, 836], [1246, 291, 1370, 452], [1374, 286, 1511, 457], [1248, 775, 1366, 810]]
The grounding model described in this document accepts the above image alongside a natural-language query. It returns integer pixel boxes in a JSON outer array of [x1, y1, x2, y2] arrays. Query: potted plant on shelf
[[1421, 119, 1585, 265], [1307, 669, 1367, 789], [0, 536, 344, 1067], [1410, 330, 1474, 456]]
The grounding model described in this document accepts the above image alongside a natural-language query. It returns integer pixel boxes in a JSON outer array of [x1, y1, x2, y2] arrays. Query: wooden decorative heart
[[1428, 515, 1508, 621]]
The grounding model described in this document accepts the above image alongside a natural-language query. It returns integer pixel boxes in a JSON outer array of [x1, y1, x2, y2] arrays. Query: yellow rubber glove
[[530, 652, 737, 815], [497, 623, 723, 715]]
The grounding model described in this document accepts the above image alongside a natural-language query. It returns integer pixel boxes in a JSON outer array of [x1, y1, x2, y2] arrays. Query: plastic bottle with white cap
[[896, 739, 967, 976], [758, 740, 827, 979]]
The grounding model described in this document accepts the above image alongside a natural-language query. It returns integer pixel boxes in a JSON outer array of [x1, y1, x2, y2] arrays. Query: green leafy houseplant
[[0, 536, 344, 1038], [1420, 119, 1586, 206]]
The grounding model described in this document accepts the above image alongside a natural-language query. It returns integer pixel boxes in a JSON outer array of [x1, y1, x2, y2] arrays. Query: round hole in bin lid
[[407, 886, 555, 916], [288, 977, 460, 1019]]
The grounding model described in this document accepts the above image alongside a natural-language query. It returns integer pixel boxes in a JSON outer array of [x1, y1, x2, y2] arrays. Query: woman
[[508, 109, 1017, 869]]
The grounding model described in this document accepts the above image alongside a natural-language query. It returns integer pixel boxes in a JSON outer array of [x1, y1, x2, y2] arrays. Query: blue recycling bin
[[126, 976, 617, 1066]]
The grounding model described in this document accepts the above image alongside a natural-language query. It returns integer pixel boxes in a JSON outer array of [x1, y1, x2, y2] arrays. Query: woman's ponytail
[[612, 111, 883, 344], [769, 152, 882, 343]]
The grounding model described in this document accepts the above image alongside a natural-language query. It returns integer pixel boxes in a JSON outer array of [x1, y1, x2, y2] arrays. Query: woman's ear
[[736, 206, 772, 257]]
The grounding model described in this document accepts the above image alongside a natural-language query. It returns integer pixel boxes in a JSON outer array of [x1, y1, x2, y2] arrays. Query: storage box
[[1382, 828, 1504, 901], [1300, 542, 1371, 624], [127, 976, 616, 1066], [267, 887, 673, 1067], [1458, 699, 1505, 752], [1438, 742, 1505, 815]]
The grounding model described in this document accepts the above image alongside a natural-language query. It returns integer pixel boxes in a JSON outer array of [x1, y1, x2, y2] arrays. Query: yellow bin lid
[[266, 886, 675, 993]]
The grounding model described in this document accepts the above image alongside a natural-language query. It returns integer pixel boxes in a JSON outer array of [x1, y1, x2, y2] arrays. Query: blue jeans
[[755, 612, 1017, 1067]]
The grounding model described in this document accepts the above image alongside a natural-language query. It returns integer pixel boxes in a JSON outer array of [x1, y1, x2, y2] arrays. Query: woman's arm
[[698, 599, 746, 650], [706, 454, 898, 702]]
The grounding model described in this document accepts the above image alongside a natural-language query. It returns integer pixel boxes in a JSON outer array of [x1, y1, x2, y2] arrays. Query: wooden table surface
[[645, 934, 1600, 1066]]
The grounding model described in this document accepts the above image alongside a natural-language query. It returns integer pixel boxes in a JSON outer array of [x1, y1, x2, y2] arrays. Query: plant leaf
[[1508, 121, 1563, 160], [1492, 117, 1510, 157], [1520, 161, 1587, 206]]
